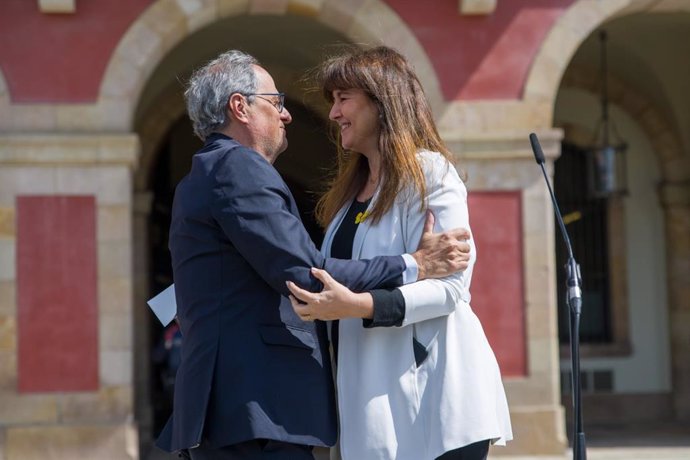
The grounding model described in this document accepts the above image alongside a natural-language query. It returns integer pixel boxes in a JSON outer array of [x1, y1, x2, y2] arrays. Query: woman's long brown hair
[[314, 46, 453, 227]]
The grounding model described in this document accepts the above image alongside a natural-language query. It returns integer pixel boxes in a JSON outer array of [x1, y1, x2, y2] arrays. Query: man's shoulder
[[196, 137, 282, 190], [190, 138, 257, 178], [199, 134, 265, 167], [198, 134, 242, 159]]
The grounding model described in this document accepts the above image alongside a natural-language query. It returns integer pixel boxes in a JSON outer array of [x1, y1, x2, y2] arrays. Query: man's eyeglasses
[[244, 92, 285, 113]]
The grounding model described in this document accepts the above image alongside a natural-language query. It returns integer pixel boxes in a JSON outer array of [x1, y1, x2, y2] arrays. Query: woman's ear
[[228, 93, 250, 124]]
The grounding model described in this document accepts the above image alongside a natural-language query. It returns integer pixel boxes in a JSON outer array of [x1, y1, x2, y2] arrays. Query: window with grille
[[554, 142, 612, 344]]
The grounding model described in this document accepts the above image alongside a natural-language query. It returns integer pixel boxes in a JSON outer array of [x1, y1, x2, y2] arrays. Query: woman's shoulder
[[415, 149, 460, 182], [416, 149, 447, 163]]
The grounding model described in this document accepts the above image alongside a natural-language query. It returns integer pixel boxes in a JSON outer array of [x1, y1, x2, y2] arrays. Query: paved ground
[[560, 423, 690, 460], [500, 422, 690, 460], [147, 445, 690, 460], [144, 423, 690, 460]]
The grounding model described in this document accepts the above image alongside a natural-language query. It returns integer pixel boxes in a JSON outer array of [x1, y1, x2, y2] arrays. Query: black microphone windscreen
[[529, 133, 545, 164]]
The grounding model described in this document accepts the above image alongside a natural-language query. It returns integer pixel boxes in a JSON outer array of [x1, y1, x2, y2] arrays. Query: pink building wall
[[0, 0, 575, 383]]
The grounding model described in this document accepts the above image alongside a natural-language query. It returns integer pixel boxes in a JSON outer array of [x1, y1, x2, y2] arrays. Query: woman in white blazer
[[287, 46, 512, 460]]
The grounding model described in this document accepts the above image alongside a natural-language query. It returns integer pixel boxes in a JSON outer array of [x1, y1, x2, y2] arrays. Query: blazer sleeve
[[210, 147, 406, 296], [396, 152, 474, 326]]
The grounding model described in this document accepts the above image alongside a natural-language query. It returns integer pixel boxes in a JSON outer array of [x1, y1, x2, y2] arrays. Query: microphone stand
[[529, 133, 586, 460]]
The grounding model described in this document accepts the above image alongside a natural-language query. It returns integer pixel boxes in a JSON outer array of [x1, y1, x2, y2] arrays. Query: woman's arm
[[395, 152, 473, 326]]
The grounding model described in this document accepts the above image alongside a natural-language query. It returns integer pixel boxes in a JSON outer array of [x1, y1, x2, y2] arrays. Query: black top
[[330, 198, 370, 260]]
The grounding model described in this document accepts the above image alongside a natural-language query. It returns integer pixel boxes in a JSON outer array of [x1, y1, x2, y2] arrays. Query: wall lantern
[[586, 30, 628, 199]]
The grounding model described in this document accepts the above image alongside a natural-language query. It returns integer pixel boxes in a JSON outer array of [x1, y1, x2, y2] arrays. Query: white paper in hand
[[147, 284, 177, 327]]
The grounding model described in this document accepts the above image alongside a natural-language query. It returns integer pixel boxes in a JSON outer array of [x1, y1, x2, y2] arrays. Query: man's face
[[246, 65, 292, 163]]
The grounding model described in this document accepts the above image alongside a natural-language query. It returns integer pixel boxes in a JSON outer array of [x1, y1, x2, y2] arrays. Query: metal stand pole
[[529, 133, 587, 460]]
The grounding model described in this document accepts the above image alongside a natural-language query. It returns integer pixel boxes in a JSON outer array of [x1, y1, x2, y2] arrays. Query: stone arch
[[99, 0, 443, 136], [524, 0, 690, 113], [124, 5, 446, 441], [524, 0, 623, 106]]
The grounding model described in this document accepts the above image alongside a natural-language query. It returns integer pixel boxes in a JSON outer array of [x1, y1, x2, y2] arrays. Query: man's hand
[[412, 211, 471, 280]]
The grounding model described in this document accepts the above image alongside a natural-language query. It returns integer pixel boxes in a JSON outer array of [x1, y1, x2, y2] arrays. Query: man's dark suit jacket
[[156, 133, 406, 452]]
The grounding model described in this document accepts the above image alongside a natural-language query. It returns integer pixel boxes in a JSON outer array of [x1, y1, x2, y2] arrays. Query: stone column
[[446, 130, 567, 456], [132, 191, 154, 449], [0, 133, 139, 460], [659, 181, 690, 422]]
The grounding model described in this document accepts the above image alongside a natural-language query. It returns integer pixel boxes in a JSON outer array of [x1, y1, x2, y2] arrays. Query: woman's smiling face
[[329, 88, 381, 156]]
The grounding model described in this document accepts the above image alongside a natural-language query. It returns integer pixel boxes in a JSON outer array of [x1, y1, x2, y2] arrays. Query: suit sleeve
[[210, 148, 406, 296], [395, 153, 474, 326]]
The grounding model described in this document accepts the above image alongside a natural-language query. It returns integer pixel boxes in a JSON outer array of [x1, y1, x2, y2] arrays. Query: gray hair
[[184, 50, 259, 141]]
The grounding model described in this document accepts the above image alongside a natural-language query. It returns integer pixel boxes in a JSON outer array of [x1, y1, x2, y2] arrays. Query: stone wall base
[[491, 405, 567, 456], [564, 392, 674, 427], [3, 422, 138, 460]]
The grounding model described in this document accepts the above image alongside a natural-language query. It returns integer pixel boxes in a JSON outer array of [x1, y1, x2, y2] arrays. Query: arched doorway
[[130, 13, 355, 454], [93, 1, 444, 453], [552, 10, 690, 443]]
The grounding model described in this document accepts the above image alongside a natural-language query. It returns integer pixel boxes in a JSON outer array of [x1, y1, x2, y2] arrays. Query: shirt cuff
[[363, 289, 405, 328], [401, 253, 419, 284]]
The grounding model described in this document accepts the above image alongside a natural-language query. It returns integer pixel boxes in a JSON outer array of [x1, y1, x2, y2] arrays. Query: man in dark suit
[[156, 50, 470, 460]]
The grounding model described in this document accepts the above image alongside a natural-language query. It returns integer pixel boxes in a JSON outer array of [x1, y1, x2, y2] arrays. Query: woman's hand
[[287, 267, 374, 322]]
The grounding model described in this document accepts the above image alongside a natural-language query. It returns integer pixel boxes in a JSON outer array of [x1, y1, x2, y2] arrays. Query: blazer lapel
[[321, 204, 349, 257]]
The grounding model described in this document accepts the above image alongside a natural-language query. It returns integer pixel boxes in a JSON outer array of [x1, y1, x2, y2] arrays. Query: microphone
[[529, 132, 545, 164], [528, 133, 581, 311], [529, 133, 586, 460]]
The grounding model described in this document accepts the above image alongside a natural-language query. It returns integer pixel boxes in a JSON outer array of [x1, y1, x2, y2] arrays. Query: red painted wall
[[0, 0, 575, 103], [469, 192, 526, 377], [385, 0, 575, 100], [0, 0, 153, 103], [17, 196, 99, 392]]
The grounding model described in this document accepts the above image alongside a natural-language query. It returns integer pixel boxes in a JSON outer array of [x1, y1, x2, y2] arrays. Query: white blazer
[[321, 151, 513, 460]]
